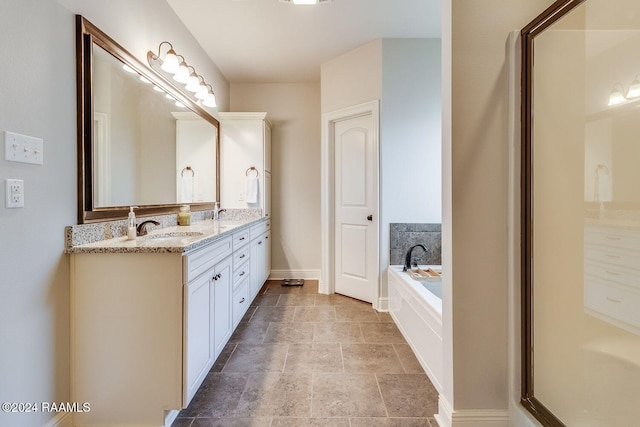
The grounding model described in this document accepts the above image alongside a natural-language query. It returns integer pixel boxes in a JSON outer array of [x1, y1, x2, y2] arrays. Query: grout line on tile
[[392, 343, 408, 374], [374, 373, 390, 418]]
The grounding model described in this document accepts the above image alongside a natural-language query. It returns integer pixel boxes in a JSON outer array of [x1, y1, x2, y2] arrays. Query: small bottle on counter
[[178, 205, 191, 226], [127, 206, 137, 240]]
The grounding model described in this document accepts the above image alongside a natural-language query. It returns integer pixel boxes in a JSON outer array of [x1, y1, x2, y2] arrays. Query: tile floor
[[173, 280, 439, 427]]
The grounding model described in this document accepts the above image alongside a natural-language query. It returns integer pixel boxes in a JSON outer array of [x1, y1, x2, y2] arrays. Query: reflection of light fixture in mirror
[[165, 93, 174, 100], [627, 75, 640, 99], [203, 85, 217, 108], [608, 83, 626, 106], [122, 64, 136, 73], [175, 101, 186, 108], [153, 85, 163, 92], [139, 76, 151, 84]]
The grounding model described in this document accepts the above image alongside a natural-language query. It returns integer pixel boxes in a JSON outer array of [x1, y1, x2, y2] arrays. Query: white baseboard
[[268, 269, 320, 280], [434, 395, 509, 427], [376, 297, 389, 311], [165, 409, 179, 427], [43, 412, 72, 427]]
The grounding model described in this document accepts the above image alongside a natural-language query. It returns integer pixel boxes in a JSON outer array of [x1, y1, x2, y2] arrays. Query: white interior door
[[333, 113, 378, 303]]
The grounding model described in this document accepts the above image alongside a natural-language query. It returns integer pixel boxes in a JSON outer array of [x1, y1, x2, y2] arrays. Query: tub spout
[[404, 244, 428, 272]]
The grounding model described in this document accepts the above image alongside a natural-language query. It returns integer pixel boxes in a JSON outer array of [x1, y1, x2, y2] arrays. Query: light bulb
[[195, 83, 208, 100], [173, 63, 190, 84], [203, 91, 217, 108], [122, 64, 136, 73], [160, 49, 179, 73], [185, 74, 201, 93], [627, 77, 640, 99], [608, 88, 626, 106]]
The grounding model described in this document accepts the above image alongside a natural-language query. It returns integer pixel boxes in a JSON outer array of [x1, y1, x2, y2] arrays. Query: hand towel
[[245, 175, 258, 204], [180, 173, 193, 203]]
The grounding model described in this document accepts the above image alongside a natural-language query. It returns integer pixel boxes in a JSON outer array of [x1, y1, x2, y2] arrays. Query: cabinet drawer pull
[[258, 241, 262, 245], [239, 298, 245, 304], [239, 254, 246, 259], [266, 236, 269, 240], [605, 254, 621, 259], [606, 297, 622, 303], [606, 236, 621, 241], [605, 270, 621, 276], [239, 237, 246, 241], [239, 271, 245, 277]]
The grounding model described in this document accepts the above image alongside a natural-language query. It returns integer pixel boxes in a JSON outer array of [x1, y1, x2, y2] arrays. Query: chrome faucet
[[136, 220, 160, 236], [403, 244, 428, 272]]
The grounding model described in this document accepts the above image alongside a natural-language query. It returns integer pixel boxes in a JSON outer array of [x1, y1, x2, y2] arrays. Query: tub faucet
[[403, 244, 428, 272], [136, 220, 160, 236]]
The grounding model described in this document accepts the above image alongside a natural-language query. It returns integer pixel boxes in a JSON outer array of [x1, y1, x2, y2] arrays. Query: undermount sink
[[140, 231, 204, 241]]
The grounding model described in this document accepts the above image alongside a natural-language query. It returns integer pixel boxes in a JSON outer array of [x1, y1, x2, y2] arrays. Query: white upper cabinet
[[220, 112, 272, 216]]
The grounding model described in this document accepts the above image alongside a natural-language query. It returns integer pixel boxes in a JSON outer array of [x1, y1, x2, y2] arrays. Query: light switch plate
[[4, 131, 44, 165], [5, 179, 24, 208]]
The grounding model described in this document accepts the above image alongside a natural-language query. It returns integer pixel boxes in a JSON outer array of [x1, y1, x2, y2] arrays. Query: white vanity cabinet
[[69, 220, 270, 427], [220, 112, 272, 217], [250, 220, 272, 298]]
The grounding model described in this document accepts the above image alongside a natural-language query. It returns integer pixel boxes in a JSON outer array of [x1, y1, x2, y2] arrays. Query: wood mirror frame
[[76, 15, 220, 224], [520, 1, 585, 426]]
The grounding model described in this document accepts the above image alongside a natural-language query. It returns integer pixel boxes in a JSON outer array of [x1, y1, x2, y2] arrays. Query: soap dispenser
[[127, 206, 137, 240]]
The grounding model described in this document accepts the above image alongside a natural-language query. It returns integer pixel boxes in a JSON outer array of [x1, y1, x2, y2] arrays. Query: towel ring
[[246, 166, 259, 177], [181, 166, 195, 177]]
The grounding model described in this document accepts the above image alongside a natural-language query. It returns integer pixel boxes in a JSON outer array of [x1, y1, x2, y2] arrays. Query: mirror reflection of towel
[[180, 174, 193, 203], [245, 175, 258, 204]]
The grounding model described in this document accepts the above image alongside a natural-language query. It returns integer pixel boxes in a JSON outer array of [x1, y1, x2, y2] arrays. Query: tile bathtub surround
[[65, 208, 261, 249], [389, 223, 442, 266], [173, 280, 439, 426]]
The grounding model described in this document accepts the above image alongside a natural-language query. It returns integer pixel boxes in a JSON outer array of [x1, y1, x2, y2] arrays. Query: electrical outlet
[[5, 179, 24, 208]]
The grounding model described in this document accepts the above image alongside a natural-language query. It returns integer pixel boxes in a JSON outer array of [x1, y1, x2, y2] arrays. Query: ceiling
[[166, 0, 441, 83]]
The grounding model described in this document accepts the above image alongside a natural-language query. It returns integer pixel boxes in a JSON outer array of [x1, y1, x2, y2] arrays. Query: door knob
[[367, 215, 373, 221]]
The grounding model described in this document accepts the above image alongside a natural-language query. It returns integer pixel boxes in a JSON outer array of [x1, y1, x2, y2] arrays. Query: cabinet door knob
[[367, 214, 373, 221], [240, 271, 245, 277], [258, 241, 262, 245]]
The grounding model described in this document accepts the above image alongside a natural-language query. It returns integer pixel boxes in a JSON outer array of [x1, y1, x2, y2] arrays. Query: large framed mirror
[[76, 16, 219, 223], [521, 0, 640, 425]]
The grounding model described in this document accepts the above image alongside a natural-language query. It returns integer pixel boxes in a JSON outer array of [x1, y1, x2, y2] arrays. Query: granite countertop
[[67, 218, 264, 254]]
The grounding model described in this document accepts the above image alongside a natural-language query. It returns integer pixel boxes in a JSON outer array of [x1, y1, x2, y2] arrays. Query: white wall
[[0, 2, 229, 426], [442, 0, 555, 423], [230, 83, 322, 278]]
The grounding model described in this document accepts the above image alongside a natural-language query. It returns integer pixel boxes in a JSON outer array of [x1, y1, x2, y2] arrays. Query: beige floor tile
[[250, 306, 296, 323], [394, 343, 426, 374], [229, 322, 270, 344], [315, 294, 370, 307], [360, 322, 406, 343], [298, 280, 320, 294], [250, 294, 281, 307], [180, 372, 249, 417], [377, 373, 439, 417], [335, 306, 380, 322], [313, 322, 364, 343], [284, 343, 343, 373], [277, 294, 317, 306], [311, 372, 387, 417], [222, 343, 288, 373], [293, 306, 337, 322], [342, 344, 405, 373], [350, 418, 431, 427], [191, 418, 272, 427], [264, 322, 315, 343], [376, 311, 395, 323], [233, 372, 312, 417], [271, 417, 350, 426]]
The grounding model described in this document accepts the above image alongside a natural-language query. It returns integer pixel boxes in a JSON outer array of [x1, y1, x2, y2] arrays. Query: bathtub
[[387, 265, 443, 393]]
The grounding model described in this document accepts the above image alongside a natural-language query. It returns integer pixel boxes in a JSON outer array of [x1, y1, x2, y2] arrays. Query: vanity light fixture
[[608, 83, 626, 106], [147, 42, 218, 109]]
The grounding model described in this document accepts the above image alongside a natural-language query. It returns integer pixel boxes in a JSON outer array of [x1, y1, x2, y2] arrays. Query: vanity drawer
[[233, 229, 250, 250], [183, 236, 232, 283], [233, 246, 250, 270], [585, 226, 640, 251], [584, 245, 640, 270], [233, 260, 250, 288], [585, 279, 640, 329], [250, 220, 270, 239], [232, 277, 250, 327], [584, 260, 640, 290]]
